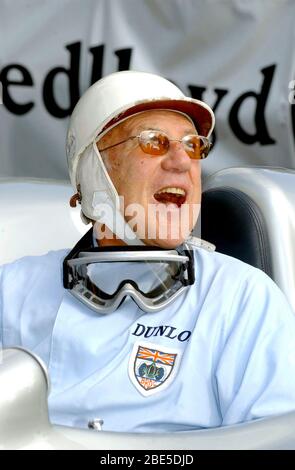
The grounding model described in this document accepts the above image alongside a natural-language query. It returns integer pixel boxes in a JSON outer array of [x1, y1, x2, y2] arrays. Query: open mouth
[[154, 187, 187, 207]]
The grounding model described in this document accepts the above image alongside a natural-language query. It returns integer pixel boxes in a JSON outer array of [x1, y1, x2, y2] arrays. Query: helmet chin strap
[[78, 142, 144, 246], [93, 143, 145, 246], [92, 190, 144, 246]]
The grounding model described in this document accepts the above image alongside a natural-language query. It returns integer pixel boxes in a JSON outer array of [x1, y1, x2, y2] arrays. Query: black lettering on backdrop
[[89, 46, 132, 85], [188, 85, 228, 144], [188, 85, 229, 112], [229, 64, 276, 145], [89, 44, 104, 84], [114, 48, 132, 72], [0, 44, 281, 150], [187, 85, 206, 101], [42, 43, 132, 116], [0, 64, 34, 114], [42, 42, 81, 118]]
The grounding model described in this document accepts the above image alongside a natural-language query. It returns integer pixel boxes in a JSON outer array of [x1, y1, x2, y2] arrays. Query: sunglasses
[[98, 129, 212, 160]]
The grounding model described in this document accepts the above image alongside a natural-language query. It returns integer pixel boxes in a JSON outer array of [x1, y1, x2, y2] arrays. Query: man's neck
[[92, 223, 127, 247], [98, 237, 127, 247]]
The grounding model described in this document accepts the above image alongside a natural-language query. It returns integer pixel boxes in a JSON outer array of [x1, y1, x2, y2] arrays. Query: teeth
[[157, 187, 186, 196]]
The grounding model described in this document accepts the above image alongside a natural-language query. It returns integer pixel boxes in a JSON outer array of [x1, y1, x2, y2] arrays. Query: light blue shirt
[[1, 247, 295, 433]]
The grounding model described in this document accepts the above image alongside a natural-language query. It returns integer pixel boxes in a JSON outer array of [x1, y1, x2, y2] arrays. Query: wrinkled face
[[98, 110, 202, 248]]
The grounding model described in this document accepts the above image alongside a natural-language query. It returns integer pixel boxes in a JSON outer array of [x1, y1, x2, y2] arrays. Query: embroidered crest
[[129, 341, 181, 396]]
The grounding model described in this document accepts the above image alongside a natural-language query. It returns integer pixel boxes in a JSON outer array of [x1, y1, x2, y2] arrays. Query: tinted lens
[[139, 130, 211, 160], [183, 135, 211, 160], [139, 130, 169, 155]]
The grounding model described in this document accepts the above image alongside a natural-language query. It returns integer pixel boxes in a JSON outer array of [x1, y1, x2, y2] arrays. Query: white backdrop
[[0, 0, 294, 181]]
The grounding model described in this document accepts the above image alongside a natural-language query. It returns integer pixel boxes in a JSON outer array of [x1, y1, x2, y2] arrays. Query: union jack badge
[[128, 341, 182, 396]]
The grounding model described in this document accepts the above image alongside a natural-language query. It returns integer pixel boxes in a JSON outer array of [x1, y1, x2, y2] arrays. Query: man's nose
[[160, 141, 192, 172]]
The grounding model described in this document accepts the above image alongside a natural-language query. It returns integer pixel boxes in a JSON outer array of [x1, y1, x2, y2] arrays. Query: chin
[[142, 219, 192, 248]]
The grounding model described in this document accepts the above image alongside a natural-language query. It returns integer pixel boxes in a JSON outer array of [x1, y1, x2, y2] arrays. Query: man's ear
[[69, 184, 82, 207]]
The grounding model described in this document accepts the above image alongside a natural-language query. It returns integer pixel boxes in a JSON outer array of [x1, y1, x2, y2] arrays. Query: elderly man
[[1, 71, 295, 433]]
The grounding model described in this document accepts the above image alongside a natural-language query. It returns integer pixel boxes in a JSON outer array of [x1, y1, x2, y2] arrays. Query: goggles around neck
[[63, 229, 195, 314]]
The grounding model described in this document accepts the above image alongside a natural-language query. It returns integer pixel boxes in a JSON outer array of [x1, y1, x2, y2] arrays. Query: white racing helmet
[[66, 71, 215, 244]]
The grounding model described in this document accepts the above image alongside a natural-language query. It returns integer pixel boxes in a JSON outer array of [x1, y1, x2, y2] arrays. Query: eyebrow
[[133, 125, 198, 135]]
